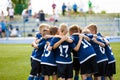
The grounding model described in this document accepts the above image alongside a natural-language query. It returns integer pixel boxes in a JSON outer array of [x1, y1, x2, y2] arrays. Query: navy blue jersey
[[71, 35, 96, 64], [36, 33, 42, 39], [87, 34, 108, 63], [105, 45, 116, 64], [97, 33, 116, 64], [32, 38, 46, 62], [50, 37, 76, 64], [31, 33, 42, 59], [70, 36, 79, 58], [41, 37, 57, 66], [97, 33, 103, 37]]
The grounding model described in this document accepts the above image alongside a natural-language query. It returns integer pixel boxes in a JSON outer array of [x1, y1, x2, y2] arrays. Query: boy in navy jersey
[[49, 23, 82, 80], [69, 25, 81, 80], [69, 25, 98, 80], [41, 26, 59, 80], [97, 33, 116, 80], [28, 24, 49, 80], [86, 24, 109, 80], [31, 24, 49, 60]]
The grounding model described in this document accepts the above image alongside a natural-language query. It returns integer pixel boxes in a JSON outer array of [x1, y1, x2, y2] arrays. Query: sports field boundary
[[0, 37, 34, 44], [0, 36, 120, 44]]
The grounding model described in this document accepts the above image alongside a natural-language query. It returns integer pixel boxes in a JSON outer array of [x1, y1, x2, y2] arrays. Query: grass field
[[0, 43, 120, 80]]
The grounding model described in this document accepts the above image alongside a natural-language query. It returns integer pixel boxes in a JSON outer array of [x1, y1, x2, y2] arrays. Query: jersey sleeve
[[50, 37, 60, 47], [37, 39, 46, 49], [70, 35, 74, 41], [97, 33, 103, 37], [85, 34, 93, 39], [36, 33, 42, 39], [69, 42, 76, 49]]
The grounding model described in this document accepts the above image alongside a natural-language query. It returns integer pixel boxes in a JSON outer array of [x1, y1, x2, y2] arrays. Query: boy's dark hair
[[49, 26, 58, 35], [69, 25, 79, 34]]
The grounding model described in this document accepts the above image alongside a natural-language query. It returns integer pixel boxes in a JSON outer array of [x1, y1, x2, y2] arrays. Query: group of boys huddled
[[28, 23, 116, 80]]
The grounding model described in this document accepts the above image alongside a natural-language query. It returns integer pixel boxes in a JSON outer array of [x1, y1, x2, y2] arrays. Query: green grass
[[0, 43, 120, 80], [110, 42, 120, 80], [0, 44, 32, 80]]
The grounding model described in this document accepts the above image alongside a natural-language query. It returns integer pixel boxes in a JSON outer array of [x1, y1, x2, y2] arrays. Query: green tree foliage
[[11, 0, 29, 15]]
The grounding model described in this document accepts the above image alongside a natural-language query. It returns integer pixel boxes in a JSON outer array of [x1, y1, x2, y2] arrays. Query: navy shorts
[[41, 64, 57, 76], [94, 61, 108, 77], [57, 63, 73, 79], [30, 60, 41, 76], [106, 62, 116, 76], [80, 56, 98, 75]]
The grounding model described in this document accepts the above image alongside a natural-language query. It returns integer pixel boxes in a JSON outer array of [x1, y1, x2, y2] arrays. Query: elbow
[[74, 47, 79, 51]]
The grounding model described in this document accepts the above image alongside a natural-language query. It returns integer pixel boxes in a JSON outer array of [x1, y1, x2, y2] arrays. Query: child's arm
[[44, 35, 53, 39], [72, 33, 90, 41], [73, 34, 83, 51], [55, 35, 73, 43], [35, 38, 42, 44], [32, 41, 39, 49], [83, 34, 91, 41], [92, 37, 105, 47], [65, 36, 73, 43], [103, 37, 110, 45], [52, 36, 68, 49]]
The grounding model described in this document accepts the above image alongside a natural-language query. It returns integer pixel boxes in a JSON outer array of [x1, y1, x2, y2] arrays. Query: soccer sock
[[101, 76, 105, 80], [87, 76, 92, 80], [39, 75, 44, 80], [74, 75, 79, 80], [34, 76, 39, 80], [28, 75, 34, 80]]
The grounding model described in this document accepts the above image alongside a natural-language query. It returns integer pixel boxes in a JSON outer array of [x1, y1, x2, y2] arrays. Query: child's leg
[[67, 78, 73, 80], [85, 74, 92, 80], [44, 75, 50, 80], [59, 77, 65, 80], [81, 74, 87, 80], [52, 75, 57, 80], [109, 76, 114, 80], [28, 60, 36, 80], [94, 76, 101, 80], [74, 70, 79, 80]]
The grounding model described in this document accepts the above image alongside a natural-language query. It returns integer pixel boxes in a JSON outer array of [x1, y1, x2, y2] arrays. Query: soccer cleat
[[28, 76, 34, 80]]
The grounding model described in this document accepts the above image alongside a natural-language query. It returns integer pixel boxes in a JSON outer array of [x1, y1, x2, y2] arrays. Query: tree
[[11, 0, 29, 14]]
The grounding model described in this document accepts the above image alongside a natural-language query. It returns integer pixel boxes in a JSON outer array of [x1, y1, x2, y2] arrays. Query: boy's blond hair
[[59, 23, 68, 33], [39, 23, 50, 33], [86, 23, 97, 34], [82, 28, 91, 34]]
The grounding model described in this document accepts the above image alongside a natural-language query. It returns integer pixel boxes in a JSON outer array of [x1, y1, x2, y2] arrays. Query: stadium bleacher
[[0, 14, 120, 44]]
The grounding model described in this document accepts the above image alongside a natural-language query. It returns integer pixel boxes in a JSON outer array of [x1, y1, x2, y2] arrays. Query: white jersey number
[[59, 45, 68, 58], [43, 44, 51, 57], [82, 39, 91, 48], [99, 45, 105, 54]]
